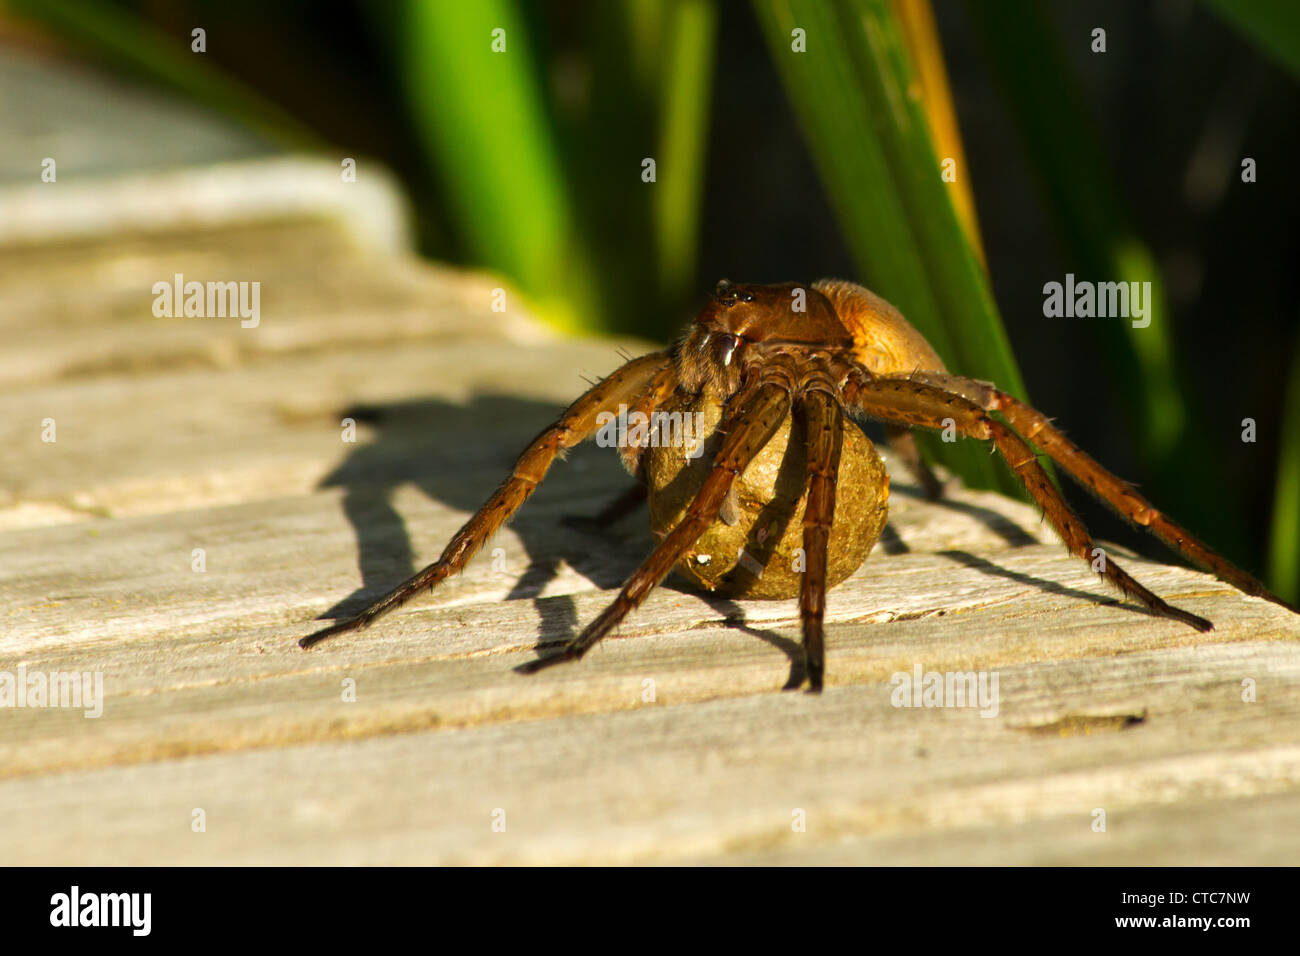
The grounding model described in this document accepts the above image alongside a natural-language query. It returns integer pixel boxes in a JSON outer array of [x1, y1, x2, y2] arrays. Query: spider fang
[[716, 333, 740, 367]]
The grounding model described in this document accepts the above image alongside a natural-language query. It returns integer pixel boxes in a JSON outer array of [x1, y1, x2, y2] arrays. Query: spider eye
[[713, 279, 755, 306]]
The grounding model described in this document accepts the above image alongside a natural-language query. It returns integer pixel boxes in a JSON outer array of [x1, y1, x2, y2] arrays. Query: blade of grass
[[393, 0, 599, 333], [562, 0, 658, 336], [1200, 0, 1300, 82], [653, 0, 718, 309], [754, 0, 1027, 493], [568, 0, 716, 339], [1267, 324, 1300, 602], [890, 0, 986, 266]]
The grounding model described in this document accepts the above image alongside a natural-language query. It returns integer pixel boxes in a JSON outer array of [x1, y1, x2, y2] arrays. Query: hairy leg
[[845, 374, 1213, 631], [902, 370, 1296, 613], [521, 381, 794, 671], [302, 352, 675, 648], [799, 390, 846, 692]]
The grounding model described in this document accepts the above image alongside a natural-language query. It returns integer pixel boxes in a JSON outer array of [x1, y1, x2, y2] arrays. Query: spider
[[301, 278, 1297, 691]]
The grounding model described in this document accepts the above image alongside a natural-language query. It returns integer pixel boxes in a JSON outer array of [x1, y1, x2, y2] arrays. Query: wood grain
[[2, 210, 1297, 866]]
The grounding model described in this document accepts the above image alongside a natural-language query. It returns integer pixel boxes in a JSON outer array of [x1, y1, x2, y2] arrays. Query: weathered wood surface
[[2, 211, 1298, 866]]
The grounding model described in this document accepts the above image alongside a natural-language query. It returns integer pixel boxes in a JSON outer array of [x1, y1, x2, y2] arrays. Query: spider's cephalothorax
[[646, 280, 890, 600], [302, 279, 1298, 692], [675, 279, 856, 398]]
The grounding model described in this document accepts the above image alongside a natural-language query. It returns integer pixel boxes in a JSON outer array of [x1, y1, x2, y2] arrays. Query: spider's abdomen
[[644, 390, 889, 599], [813, 278, 947, 377]]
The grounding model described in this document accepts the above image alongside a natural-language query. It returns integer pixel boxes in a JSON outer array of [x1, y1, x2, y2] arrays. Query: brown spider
[[301, 278, 1297, 691]]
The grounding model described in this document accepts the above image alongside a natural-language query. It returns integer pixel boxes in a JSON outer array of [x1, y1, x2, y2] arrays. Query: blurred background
[[1, 0, 1296, 600]]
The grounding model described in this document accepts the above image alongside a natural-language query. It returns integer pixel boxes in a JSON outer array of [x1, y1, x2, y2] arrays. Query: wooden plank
[[3, 507, 1293, 780], [0, 337, 630, 527], [1, 330, 1297, 865], [1, 638, 1297, 864], [0, 218, 548, 390], [1, 203, 1297, 865]]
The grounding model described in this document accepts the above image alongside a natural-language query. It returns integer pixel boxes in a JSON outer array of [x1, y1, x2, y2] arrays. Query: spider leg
[[902, 371, 1298, 614], [301, 352, 677, 648], [886, 425, 944, 499], [845, 374, 1214, 631], [563, 378, 667, 532], [799, 390, 845, 692], [520, 381, 793, 672]]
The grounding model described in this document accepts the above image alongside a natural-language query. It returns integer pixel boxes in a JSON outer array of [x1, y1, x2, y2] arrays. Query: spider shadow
[[315, 394, 641, 645], [663, 456, 1087, 685], [317, 396, 1126, 668], [632, 409, 811, 688], [887, 481, 1041, 550], [889, 474, 1168, 622], [683, 487, 1060, 690], [937, 549, 1173, 623], [696, 594, 809, 690], [683, 480, 1046, 691]]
